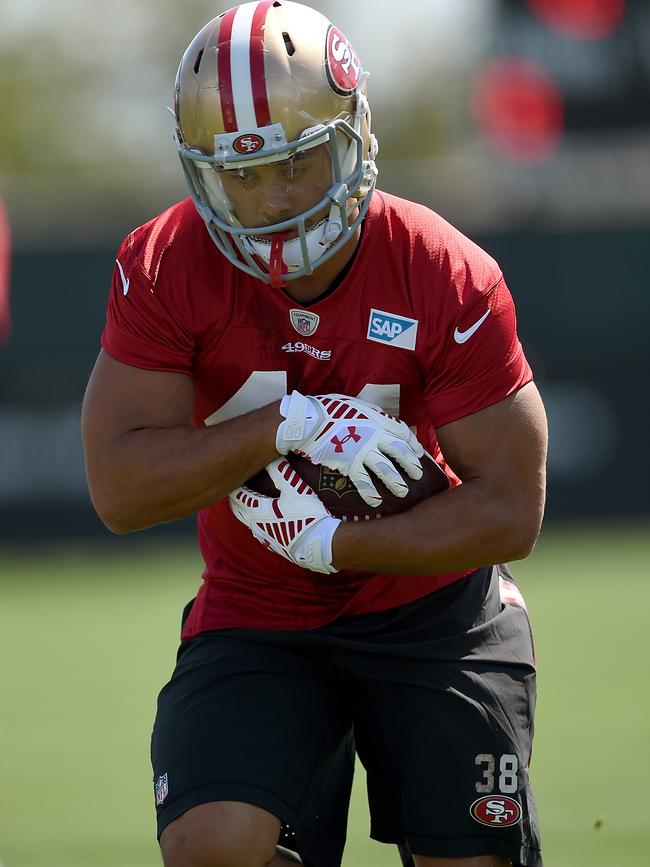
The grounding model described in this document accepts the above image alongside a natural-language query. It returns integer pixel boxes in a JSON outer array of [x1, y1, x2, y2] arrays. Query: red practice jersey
[[102, 191, 533, 636]]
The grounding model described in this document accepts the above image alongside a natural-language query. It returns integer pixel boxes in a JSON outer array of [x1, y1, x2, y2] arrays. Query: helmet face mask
[[206, 143, 333, 231], [174, 0, 378, 285]]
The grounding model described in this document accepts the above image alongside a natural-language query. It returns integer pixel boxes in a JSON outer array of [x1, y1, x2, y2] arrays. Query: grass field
[[1, 524, 648, 867]]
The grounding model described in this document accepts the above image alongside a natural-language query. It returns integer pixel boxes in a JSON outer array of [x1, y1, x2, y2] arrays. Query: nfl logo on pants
[[155, 773, 168, 805]]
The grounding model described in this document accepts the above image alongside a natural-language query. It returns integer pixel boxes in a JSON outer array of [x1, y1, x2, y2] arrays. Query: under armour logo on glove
[[331, 426, 362, 453], [276, 391, 424, 507]]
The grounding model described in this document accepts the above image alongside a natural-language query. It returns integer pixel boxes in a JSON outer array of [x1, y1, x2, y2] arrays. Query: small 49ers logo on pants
[[470, 795, 522, 827]]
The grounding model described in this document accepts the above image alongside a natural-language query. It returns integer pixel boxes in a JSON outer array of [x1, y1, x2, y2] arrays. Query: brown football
[[246, 452, 450, 521]]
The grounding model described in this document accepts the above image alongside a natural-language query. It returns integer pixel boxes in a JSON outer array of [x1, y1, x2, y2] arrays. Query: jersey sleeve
[[424, 274, 533, 428], [101, 234, 195, 375]]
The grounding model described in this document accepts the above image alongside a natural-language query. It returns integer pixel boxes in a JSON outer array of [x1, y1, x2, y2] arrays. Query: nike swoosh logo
[[116, 258, 130, 296], [454, 309, 491, 344]]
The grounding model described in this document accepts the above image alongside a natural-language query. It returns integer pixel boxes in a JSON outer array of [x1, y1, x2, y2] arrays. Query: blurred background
[[1, 1, 648, 866], [2, 0, 650, 529]]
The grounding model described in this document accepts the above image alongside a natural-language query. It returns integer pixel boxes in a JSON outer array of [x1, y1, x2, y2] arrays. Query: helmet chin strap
[[269, 233, 289, 288], [248, 193, 361, 284], [247, 216, 340, 275]]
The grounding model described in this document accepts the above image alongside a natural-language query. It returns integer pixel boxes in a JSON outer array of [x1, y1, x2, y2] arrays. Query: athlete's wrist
[[244, 400, 285, 459], [276, 390, 321, 454], [330, 520, 364, 571]]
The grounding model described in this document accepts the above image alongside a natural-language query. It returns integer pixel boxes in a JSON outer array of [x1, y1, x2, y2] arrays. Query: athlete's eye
[[215, 167, 259, 190], [236, 168, 259, 185]]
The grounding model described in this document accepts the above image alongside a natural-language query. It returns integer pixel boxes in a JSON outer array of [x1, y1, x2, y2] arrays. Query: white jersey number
[[203, 371, 401, 426]]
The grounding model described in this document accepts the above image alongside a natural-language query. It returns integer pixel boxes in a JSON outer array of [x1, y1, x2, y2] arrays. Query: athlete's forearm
[[91, 402, 281, 534], [331, 476, 545, 574]]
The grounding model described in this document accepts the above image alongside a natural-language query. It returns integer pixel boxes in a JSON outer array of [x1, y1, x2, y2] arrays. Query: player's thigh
[[160, 800, 279, 867], [350, 567, 541, 865], [151, 629, 354, 866], [356, 661, 536, 850]]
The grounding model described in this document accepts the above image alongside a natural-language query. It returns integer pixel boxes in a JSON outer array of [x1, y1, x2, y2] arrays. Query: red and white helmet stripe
[[218, 0, 275, 132]]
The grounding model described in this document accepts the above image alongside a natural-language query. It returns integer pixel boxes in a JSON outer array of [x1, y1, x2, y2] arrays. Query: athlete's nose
[[260, 192, 296, 225], [257, 175, 303, 225]]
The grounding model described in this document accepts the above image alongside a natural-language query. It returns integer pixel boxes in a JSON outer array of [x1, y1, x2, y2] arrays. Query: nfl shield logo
[[290, 309, 320, 337], [155, 773, 168, 806], [319, 467, 356, 498]]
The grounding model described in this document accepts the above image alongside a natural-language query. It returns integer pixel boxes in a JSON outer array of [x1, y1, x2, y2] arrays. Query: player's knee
[[161, 828, 275, 867], [160, 801, 280, 867]]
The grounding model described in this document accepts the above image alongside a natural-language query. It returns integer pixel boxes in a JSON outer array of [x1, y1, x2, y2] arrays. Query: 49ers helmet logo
[[470, 796, 522, 828], [233, 134, 265, 154], [326, 25, 362, 95]]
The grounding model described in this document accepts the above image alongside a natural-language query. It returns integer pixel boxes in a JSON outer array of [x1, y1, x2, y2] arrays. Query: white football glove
[[229, 459, 341, 574], [276, 391, 424, 507]]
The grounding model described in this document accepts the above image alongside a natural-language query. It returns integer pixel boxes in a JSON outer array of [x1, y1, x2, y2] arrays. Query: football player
[[81, 3, 547, 866]]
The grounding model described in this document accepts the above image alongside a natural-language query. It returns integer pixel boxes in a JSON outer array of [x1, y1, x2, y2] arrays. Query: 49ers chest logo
[[326, 25, 362, 95], [233, 133, 265, 154], [470, 796, 522, 828]]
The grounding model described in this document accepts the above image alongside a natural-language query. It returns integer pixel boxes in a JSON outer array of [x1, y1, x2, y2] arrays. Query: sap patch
[[367, 309, 418, 350]]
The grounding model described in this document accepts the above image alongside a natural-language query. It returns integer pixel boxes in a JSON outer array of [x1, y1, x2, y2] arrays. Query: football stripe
[[229, 2, 259, 131], [249, 0, 274, 127], [217, 7, 238, 132]]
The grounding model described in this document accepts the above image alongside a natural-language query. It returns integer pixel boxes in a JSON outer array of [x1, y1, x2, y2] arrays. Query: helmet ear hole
[[193, 49, 204, 75], [282, 33, 295, 56]]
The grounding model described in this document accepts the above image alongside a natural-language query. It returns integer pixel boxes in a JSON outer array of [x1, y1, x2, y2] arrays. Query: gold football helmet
[[174, 0, 378, 286]]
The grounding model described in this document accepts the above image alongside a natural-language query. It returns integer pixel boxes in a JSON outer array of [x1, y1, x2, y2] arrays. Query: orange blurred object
[[471, 57, 564, 163], [528, 0, 625, 40]]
